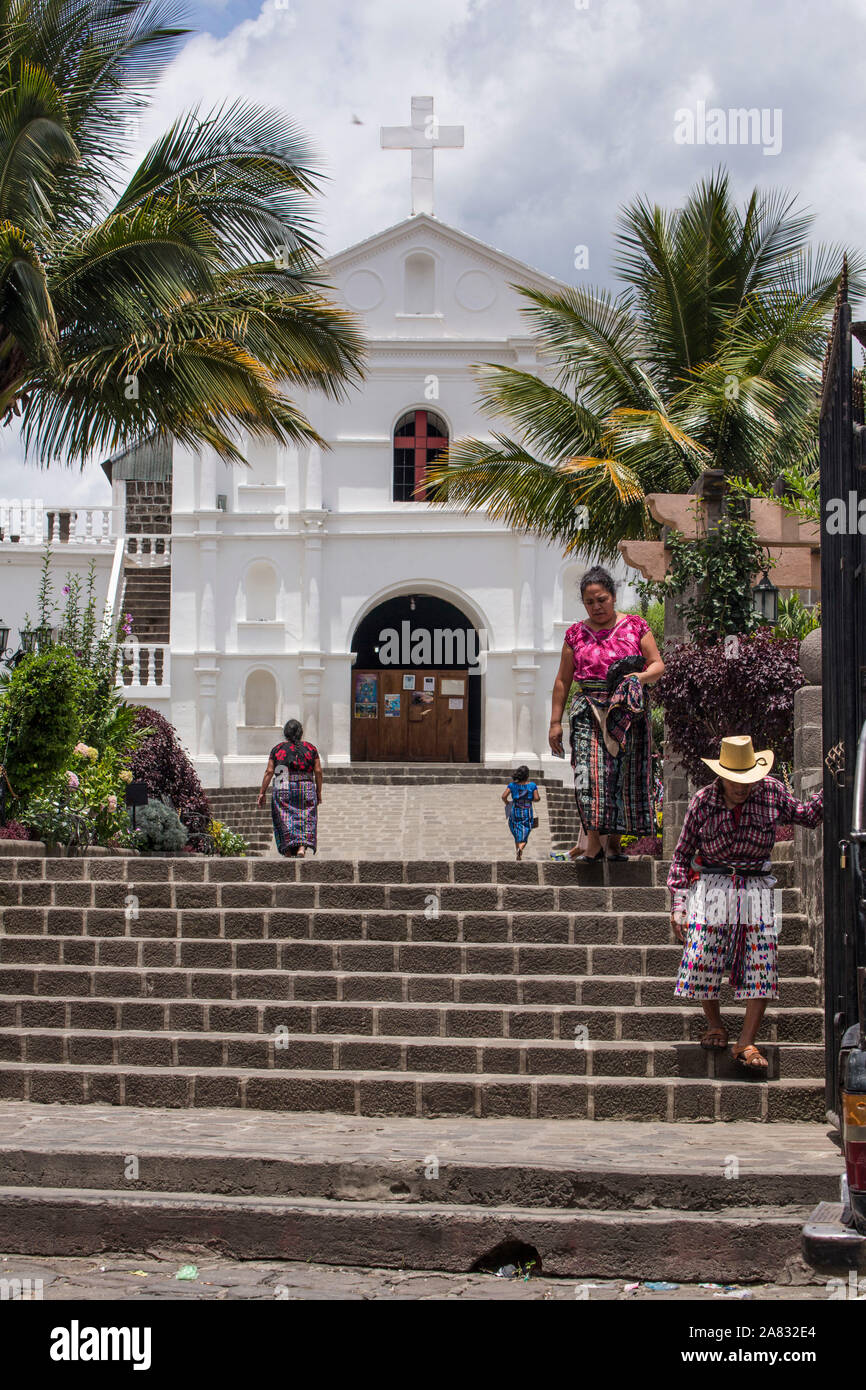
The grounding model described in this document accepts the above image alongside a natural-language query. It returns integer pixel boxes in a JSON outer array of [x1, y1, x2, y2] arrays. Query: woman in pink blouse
[[549, 566, 664, 861]]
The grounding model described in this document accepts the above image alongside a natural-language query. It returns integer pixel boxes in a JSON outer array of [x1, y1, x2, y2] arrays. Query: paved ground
[[233, 784, 556, 859], [0, 1250, 843, 1300]]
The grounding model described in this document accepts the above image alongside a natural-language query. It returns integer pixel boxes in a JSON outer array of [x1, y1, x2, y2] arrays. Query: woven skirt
[[271, 779, 318, 854], [569, 678, 654, 836], [674, 872, 779, 1000]]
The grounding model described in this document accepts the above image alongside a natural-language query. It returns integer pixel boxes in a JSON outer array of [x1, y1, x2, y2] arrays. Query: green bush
[[208, 819, 249, 857], [133, 799, 189, 853], [624, 601, 665, 647], [0, 648, 96, 802]]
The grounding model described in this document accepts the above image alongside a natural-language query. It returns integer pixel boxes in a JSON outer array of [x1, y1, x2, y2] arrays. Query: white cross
[[380, 96, 464, 217]]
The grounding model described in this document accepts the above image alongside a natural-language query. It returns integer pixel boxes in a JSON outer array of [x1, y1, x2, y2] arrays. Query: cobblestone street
[[0, 1251, 842, 1301]]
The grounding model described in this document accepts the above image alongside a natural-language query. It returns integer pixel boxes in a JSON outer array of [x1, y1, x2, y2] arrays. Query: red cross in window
[[399, 410, 449, 498]]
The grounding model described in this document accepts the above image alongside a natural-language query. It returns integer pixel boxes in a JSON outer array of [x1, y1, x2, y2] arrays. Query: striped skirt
[[569, 677, 654, 837], [271, 779, 318, 855], [674, 871, 779, 1000], [507, 800, 535, 845]]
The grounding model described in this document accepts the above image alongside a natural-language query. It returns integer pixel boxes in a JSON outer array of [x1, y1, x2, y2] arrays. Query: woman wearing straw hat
[[668, 735, 823, 1072]]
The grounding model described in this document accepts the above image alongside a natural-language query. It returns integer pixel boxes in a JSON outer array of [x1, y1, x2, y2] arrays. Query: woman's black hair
[[580, 565, 616, 598], [514, 765, 530, 783], [282, 719, 304, 768]]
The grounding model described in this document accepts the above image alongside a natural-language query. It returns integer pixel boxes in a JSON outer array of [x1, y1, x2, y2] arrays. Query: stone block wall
[[125, 481, 172, 535], [792, 680, 824, 972]]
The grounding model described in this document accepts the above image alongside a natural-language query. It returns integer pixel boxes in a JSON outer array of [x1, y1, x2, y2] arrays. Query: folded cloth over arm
[[585, 673, 646, 758]]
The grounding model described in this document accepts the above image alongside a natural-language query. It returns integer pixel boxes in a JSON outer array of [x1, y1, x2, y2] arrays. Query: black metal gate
[[819, 265, 866, 1114]]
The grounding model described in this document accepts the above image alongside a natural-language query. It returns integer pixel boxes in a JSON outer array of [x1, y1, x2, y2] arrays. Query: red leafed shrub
[[128, 709, 211, 846], [0, 820, 35, 840], [625, 836, 662, 858], [657, 630, 803, 784]]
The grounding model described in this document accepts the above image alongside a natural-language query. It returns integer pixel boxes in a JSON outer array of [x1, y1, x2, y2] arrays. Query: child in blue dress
[[501, 766, 541, 860]]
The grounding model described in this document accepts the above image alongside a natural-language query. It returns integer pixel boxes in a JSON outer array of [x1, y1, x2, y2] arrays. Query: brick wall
[[125, 480, 171, 535]]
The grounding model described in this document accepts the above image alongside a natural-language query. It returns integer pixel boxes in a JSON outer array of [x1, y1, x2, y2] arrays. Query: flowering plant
[[23, 745, 135, 849]]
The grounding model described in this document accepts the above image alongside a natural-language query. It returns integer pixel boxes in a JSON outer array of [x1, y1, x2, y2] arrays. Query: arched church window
[[393, 410, 449, 502], [404, 252, 436, 314], [244, 669, 277, 727], [245, 561, 278, 622]]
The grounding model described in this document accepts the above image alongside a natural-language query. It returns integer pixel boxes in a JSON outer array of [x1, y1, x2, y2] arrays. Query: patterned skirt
[[674, 871, 779, 1000], [271, 779, 318, 854], [507, 800, 535, 845], [569, 677, 654, 836]]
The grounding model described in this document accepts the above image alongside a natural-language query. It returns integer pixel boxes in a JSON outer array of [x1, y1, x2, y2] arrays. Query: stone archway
[[350, 592, 482, 762]]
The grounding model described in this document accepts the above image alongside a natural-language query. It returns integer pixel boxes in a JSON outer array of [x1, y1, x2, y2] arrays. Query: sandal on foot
[[605, 852, 628, 862], [576, 849, 604, 863], [733, 1044, 768, 1071], [700, 1027, 729, 1051]]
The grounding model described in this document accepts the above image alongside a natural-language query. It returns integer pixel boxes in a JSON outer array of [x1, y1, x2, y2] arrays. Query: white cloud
[[5, 0, 866, 502]]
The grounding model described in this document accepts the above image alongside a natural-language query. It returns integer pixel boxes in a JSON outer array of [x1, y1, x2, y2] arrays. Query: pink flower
[[67, 772, 79, 789], [107, 795, 117, 812]]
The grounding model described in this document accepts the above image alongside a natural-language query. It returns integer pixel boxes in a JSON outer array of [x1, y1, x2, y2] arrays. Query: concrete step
[[0, 1104, 837, 1279], [0, 1103, 835, 1209], [0, 853, 800, 892], [0, 937, 818, 977], [0, 1183, 820, 1281], [0, 1062, 826, 1121], [0, 906, 813, 946], [0, 1029, 825, 1079], [0, 967, 822, 1007], [0, 963, 821, 1014], [0, 992, 823, 1032], [210, 767, 563, 788]]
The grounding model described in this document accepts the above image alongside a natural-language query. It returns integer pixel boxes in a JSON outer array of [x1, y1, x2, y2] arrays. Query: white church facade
[[0, 98, 638, 788]]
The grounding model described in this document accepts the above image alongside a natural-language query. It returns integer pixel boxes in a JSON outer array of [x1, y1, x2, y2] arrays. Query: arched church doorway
[[350, 593, 482, 762]]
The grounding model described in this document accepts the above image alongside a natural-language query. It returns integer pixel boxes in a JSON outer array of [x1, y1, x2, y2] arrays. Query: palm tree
[[0, 0, 365, 466], [427, 172, 859, 561]]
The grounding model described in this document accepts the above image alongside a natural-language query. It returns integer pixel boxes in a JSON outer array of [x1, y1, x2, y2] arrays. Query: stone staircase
[[0, 846, 835, 1280], [120, 569, 171, 645], [0, 849, 820, 1122]]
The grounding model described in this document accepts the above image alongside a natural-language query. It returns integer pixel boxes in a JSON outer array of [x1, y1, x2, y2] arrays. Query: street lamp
[[19, 624, 55, 654], [752, 569, 779, 626]]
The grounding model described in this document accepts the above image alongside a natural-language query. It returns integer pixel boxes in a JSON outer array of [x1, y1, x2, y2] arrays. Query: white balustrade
[[0, 505, 121, 545], [124, 533, 172, 566], [116, 641, 171, 690]]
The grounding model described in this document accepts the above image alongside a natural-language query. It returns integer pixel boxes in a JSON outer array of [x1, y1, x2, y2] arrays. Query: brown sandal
[[700, 1027, 729, 1050], [733, 1043, 768, 1071]]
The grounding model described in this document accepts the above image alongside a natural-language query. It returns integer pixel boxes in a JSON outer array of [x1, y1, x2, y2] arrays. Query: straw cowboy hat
[[701, 734, 774, 784]]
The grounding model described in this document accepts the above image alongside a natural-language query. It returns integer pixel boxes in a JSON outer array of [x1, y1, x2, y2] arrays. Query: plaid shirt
[[667, 776, 823, 911]]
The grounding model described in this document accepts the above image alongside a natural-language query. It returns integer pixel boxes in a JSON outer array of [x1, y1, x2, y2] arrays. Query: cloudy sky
[[5, 0, 865, 507]]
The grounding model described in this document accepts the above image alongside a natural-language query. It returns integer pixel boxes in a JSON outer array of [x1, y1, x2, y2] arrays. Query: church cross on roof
[[380, 95, 464, 217]]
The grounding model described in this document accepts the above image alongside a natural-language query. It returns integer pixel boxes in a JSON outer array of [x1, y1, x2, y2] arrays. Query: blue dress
[[506, 781, 537, 845]]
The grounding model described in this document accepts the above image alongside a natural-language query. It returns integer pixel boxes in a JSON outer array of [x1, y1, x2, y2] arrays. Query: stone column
[[299, 515, 325, 749], [793, 628, 824, 971], [194, 528, 221, 782], [512, 533, 539, 761]]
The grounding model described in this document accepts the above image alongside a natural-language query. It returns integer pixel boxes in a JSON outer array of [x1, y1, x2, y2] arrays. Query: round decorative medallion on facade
[[343, 269, 385, 311], [455, 269, 496, 311]]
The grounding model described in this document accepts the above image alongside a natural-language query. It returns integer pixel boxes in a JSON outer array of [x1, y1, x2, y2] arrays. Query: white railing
[[125, 534, 171, 566], [116, 641, 171, 691], [101, 537, 126, 641], [0, 504, 122, 545]]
